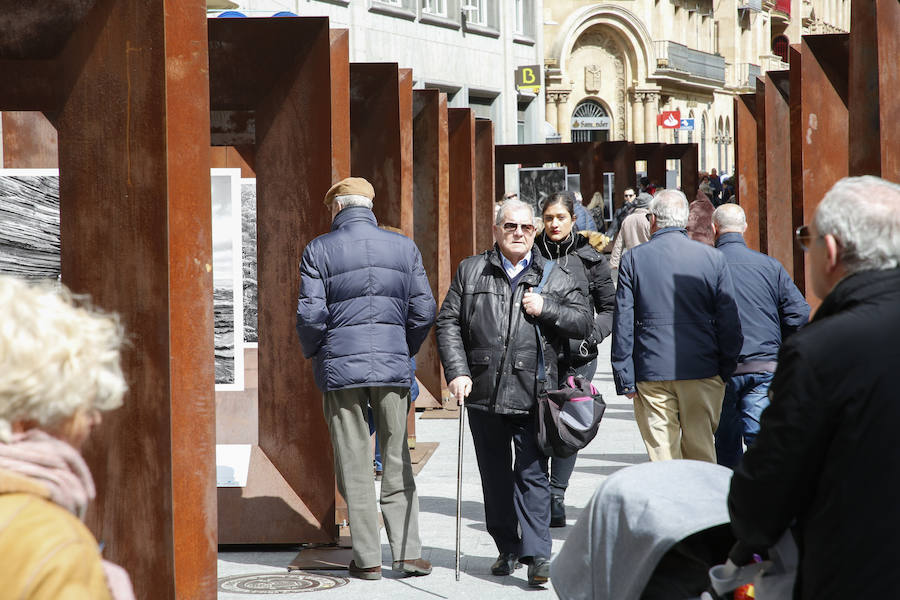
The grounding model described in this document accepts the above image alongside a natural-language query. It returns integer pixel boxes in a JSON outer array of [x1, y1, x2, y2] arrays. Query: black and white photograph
[[212, 169, 245, 390], [518, 166, 568, 212], [240, 178, 257, 345], [0, 169, 60, 281]]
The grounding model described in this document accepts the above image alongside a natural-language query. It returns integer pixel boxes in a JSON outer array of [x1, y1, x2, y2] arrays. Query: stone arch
[[565, 30, 629, 140]]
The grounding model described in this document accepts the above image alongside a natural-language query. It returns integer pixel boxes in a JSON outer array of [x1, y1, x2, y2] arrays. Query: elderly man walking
[[712, 204, 809, 468], [729, 176, 900, 599], [436, 199, 592, 587], [612, 189, 742, 462], [296, 177, 436, 581]]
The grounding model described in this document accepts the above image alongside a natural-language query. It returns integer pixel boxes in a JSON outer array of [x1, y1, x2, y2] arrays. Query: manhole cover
[[218, 572, 349, 594]]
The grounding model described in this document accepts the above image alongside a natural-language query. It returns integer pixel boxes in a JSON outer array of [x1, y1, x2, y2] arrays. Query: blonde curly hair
[[0, 276, 126, 442]]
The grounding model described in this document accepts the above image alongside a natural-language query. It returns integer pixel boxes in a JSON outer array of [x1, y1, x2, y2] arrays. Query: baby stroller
[[551, 460, 796, 600]]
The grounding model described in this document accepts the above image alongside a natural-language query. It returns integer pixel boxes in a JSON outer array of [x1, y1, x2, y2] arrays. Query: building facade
[[542, 0, 850, 177], [210, 0, 546, 146]]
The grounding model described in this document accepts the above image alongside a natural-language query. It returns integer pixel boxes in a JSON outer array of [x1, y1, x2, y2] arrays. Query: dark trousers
[[467, 407, 552, 561]]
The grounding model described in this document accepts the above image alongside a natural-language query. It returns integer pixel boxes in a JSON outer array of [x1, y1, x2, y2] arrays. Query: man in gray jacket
[[296, 177, 436, 581], [436, 199, 592, 587]]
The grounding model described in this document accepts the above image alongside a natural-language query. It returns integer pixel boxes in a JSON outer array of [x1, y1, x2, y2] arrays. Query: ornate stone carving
[[584, 65, 601, 93], [572, 30, 628, 140]]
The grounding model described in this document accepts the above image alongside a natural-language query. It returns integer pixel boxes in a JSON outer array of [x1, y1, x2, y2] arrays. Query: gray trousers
[[323, 386, 422, 568]]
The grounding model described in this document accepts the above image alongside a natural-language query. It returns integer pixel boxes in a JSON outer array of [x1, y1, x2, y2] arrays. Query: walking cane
[[455, 401, 466, 581]]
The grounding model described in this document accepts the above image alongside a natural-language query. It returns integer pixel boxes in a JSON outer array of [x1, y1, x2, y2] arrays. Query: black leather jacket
[[534, 232, 616, 368], [435, 246, 592, 415]]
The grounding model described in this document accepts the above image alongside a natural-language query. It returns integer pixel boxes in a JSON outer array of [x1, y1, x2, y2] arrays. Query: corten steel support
[[0, 0, 217, 596], [493, 142, 603, 203], [764, 71, 795, 278], [1, 111, 57, 167], [209, 17, 350, 544], [735, 93, 761, 251], [350, 64, 414, 238], [412, 89, 450, 404], [635, 143, 667, 189], [755, 77, 769, 254], [798, 34, 849, 306], [664, 143, 699, 201], [448, 108, 477, 271], [789, 44, 806, 292], [600, 141, 637, 213], [848, 0, 900, 180], [474, 119, 495, 252]]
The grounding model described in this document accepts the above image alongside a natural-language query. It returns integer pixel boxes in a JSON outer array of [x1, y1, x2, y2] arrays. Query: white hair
[[713, 203, 747, 231], [334, 194, 373, 210], [494, 198, 535, 226], [649, 189, 689, 228], [0, 276, 127, 442], [814, 175, 900, 274]]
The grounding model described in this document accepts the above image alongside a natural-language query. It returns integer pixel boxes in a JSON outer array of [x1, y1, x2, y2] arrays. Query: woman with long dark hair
[[535, 190, 616, 527]]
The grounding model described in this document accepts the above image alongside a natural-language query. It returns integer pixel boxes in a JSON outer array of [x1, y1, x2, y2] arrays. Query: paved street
[[218, 337, 649, 599]]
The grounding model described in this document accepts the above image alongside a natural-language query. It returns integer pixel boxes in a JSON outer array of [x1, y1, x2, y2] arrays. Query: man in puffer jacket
[[435, 199, 592, 587], [296, 177, 436, 581]]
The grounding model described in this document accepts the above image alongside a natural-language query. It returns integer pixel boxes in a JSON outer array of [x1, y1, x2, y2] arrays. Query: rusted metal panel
[[848, 0, 900, 179], [448, 108, 476, 271], [789, 44, 806, 293], [474, 119, 495, 252], [209, 146, 256, 178], [735, 94, 760, 251], [755, 77, 768, 255], [0, 0, 99, 59], [1, 111, 57, 167], [40, 0, 217, 597], [601, 141, 637, 213], [349, 63, 413, 236], [764, 71, 794, 278], [664, 143, 698, 201], [209, 16, 348, 544], [635, 143, 666, 189], [412, 89, 450, 404], [799, 34, 849, 308], [0, 60, 63, 111]]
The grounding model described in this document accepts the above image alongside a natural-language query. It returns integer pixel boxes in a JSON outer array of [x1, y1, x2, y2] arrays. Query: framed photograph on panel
[[518, 166, 568, 213], [240, 178, 257, 346], [211, 168, 244, 391], [0, 169, 60, 281]]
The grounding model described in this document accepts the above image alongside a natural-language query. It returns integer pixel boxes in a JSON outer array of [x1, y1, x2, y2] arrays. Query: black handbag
[[532, 261, 606, 458]]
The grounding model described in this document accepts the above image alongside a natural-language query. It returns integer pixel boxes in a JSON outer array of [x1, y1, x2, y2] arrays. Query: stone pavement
[[217, 337, 649, 599]]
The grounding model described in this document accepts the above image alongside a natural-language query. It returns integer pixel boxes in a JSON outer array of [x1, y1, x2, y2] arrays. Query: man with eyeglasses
[[436, 199, 592, 587], [606, 187, 638, 240], [612, 189, 742, 463], [729, 176, 900, 599], [711, 203, 809, 469]]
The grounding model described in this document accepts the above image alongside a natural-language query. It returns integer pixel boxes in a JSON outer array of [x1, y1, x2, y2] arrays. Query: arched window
[[571, 100, 611, 143], [773, 35, 789, 63]]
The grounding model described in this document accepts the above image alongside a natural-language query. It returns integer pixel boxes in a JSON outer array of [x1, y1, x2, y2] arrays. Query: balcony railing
[[653, 40, 726, 83], [730, 62, 761, 89]]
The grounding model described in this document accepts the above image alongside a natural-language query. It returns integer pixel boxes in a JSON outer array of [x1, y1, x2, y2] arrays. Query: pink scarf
[[0, 429, 135, 600]]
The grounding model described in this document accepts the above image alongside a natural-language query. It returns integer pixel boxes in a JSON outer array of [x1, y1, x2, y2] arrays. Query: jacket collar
[[715, 232, 747, 248], [489, 245, 545, 283], [651, 226, 687, 240], [814, 268, 900, 323], [331, 206, 377, 231]]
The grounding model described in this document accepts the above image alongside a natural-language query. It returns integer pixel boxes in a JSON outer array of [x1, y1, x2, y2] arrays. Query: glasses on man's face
[[645, 213, 654, 222], [502, 222, 536, 235], [794, 224, 821, 252], [624, 193, 635, 199]]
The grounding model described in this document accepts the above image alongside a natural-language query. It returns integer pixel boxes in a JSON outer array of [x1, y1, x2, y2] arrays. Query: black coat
[[534, 231, 616, 367], [728, 268, 900, 599], [435, 247, 592, 415]]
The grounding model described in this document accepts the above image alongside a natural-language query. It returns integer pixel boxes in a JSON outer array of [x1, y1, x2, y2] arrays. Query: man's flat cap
[[324, 177, 375, 205]]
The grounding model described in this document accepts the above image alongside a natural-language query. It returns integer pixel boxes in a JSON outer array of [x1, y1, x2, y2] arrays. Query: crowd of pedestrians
[[3, 172, 897, 598]]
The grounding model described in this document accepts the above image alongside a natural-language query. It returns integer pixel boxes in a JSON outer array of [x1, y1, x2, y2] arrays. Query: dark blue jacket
[[612, 227, 743, 395], [296, 207, 436, 392], [715, 232, 809, 366]]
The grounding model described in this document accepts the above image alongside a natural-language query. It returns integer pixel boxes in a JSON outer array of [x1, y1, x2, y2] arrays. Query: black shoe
[[550, 495, 566, 527], [490, 553, 519, 576], [527, 556, 551, 587]]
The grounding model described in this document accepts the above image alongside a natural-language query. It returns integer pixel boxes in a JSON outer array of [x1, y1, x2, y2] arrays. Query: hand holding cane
[[448, 376, 472, 581]]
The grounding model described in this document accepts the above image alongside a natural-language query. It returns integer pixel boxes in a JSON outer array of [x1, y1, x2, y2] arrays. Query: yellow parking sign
[[515, 65, 541, 94]]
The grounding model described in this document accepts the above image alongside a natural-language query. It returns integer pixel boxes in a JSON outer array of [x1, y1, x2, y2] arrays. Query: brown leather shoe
[[348, 560, 382, 580], [392, 557, 432, 577]]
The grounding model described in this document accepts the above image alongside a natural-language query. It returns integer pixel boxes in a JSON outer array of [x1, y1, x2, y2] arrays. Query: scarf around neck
[[0, 429, 95, 519]]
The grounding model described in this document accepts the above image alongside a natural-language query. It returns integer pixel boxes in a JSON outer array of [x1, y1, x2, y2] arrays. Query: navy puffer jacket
[[296, 207, 436, 392]]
